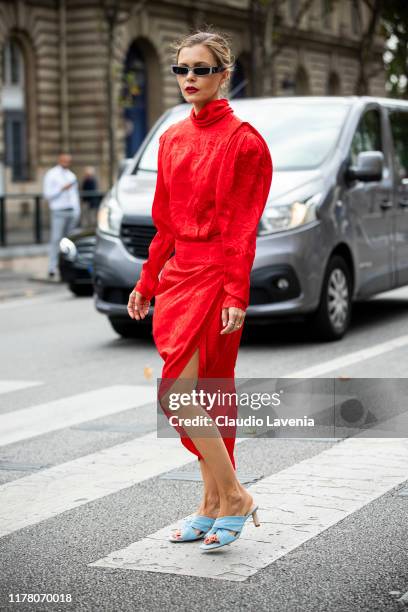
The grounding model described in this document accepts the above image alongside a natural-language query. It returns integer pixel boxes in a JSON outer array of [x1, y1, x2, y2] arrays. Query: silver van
[[93, 95, 408, 341]]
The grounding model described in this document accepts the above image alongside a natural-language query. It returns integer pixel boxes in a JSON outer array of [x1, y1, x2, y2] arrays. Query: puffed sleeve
[[216, 130, 273, 310], [133, 132, 175, 300]]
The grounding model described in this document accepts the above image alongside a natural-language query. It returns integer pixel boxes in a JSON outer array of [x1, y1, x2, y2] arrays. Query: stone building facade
[[0, 0, 387, 198]]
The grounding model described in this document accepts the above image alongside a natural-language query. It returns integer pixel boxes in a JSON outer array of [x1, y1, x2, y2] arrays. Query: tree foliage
[[382, 0, 408, 98]]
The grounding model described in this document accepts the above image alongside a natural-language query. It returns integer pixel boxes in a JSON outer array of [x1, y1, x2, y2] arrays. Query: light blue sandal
[[199, 504, 260, 552], [169, 515, 216, 542]]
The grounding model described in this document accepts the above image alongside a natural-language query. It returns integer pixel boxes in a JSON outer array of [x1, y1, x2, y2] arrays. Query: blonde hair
[[170, 26, 235, 97]]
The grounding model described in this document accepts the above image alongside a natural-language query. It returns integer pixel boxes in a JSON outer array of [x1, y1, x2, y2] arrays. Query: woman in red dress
[[127, 30, 273, 551]]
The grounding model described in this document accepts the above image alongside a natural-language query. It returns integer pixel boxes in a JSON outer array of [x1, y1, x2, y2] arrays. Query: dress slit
[[152, 235, 251, 471], [155, 278, 237, 468]]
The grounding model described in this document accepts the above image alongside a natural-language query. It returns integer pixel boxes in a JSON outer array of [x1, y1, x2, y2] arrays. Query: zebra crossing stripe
[[286, 332, 408, 378], [0, 431, 193, 538], [0, 385, 156, 446], [0, 380, 43, 396], [88, 437, 408, 582]]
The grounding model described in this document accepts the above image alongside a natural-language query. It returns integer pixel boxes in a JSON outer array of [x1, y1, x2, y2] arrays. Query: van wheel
[[108, 316, 151, 339], [307, 255, 352, 341]]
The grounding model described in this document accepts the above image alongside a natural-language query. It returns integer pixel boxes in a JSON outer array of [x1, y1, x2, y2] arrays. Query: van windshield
[[135, 100, 351, 173]]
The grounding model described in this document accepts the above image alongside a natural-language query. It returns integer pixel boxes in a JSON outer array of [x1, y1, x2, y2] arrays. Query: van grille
[[120, 223, 157, 258], [95, 284, 155, 307]]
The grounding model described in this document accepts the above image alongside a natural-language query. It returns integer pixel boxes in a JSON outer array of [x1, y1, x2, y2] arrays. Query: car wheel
[[307, 255, 352, 341], [108, 316, 152, 339], [69, 283, 94, 297]]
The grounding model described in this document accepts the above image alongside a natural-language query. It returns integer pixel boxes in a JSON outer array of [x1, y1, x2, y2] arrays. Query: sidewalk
[[0, 244, 66, 302], [0, 209, 96, 300], [0, 243, 50, 260]]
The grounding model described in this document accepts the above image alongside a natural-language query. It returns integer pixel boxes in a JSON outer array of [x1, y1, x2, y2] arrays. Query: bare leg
[[162, 348, 253, 542], [169, 349, 220, 539]]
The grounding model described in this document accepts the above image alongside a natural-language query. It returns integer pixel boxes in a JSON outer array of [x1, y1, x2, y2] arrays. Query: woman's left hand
[[220, 306, 246, 334]]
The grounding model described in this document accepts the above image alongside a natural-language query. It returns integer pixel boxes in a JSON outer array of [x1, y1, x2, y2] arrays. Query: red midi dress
[[134, 97, 273, 470]]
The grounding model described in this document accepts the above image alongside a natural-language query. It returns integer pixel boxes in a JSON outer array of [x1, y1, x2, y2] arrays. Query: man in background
[[81, 166, 102, 228], [42, 153, 80, 279]]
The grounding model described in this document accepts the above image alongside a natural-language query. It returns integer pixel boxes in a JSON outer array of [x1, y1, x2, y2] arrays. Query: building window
[[2, 38, 29, 181], [3, 39, 24, 86], [120, 41, 147, 158], [4, 111, 28, 181], [350, 0, 361, 36], [289, 0, 299, 23], [321, 0, 332, 30]]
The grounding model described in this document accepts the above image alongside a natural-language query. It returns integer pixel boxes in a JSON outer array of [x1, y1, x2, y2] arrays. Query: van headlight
[[259, 193, 322, 235], [97, 192, 123, 236]]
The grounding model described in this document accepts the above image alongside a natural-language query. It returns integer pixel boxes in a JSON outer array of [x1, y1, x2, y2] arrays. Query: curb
[[28, 276, 63, 284], [0, 244, 49, 260]]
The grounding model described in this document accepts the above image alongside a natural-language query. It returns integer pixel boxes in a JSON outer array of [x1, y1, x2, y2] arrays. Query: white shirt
[[42, 164, 80, 212]]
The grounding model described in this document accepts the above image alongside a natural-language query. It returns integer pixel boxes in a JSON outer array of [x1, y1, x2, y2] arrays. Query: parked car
[[58, 228, 96, 296], [93, 95, 408, 340]]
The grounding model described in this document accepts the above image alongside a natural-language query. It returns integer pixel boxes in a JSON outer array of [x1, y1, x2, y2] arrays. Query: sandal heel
[[252, 508, 260, 527]]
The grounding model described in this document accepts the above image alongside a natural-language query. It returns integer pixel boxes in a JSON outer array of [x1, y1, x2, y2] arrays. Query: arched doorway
[[294, 65, 310, 95], [327, 71, 341, 95], [230, 57, 247, 98], [121, 41, 148, 157]]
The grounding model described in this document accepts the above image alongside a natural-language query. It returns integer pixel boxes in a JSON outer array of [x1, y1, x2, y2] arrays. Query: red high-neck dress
[[134, 98, 273, 470]]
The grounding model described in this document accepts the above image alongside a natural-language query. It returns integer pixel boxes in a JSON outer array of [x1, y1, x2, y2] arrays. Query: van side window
[[389, 110, 408, 180], [350, 109, 382, 165]]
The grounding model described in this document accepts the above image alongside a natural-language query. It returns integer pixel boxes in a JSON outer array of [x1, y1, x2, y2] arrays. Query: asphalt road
[[0, 281, 408, 612]]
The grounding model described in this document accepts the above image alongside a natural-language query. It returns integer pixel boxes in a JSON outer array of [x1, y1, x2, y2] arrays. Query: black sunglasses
[[171, 64, 226, 76]]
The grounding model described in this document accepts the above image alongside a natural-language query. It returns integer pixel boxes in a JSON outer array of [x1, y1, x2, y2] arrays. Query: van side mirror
[[346, 151, 383, 182], [117, 158, 133, 179]]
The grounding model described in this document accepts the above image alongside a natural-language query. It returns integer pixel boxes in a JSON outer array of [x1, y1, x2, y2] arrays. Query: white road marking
[[0, 432, 195, 538], [89, 437, 408, 582], [0, 385, 156, 446], [0, 380, 43, 396], [397, 591, 408, 604], [286, 333, 408, 378]]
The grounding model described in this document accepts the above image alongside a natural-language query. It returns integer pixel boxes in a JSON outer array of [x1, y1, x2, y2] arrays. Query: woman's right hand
[[127, 289, 150, 320]]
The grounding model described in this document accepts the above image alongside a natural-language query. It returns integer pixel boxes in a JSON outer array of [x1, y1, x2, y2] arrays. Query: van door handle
[[380, 199, 392, 209]]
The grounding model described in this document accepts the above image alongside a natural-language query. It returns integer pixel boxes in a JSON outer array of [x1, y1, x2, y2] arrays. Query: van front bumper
[[93, 291, 307, 322], [93, 223, 324, 321]]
